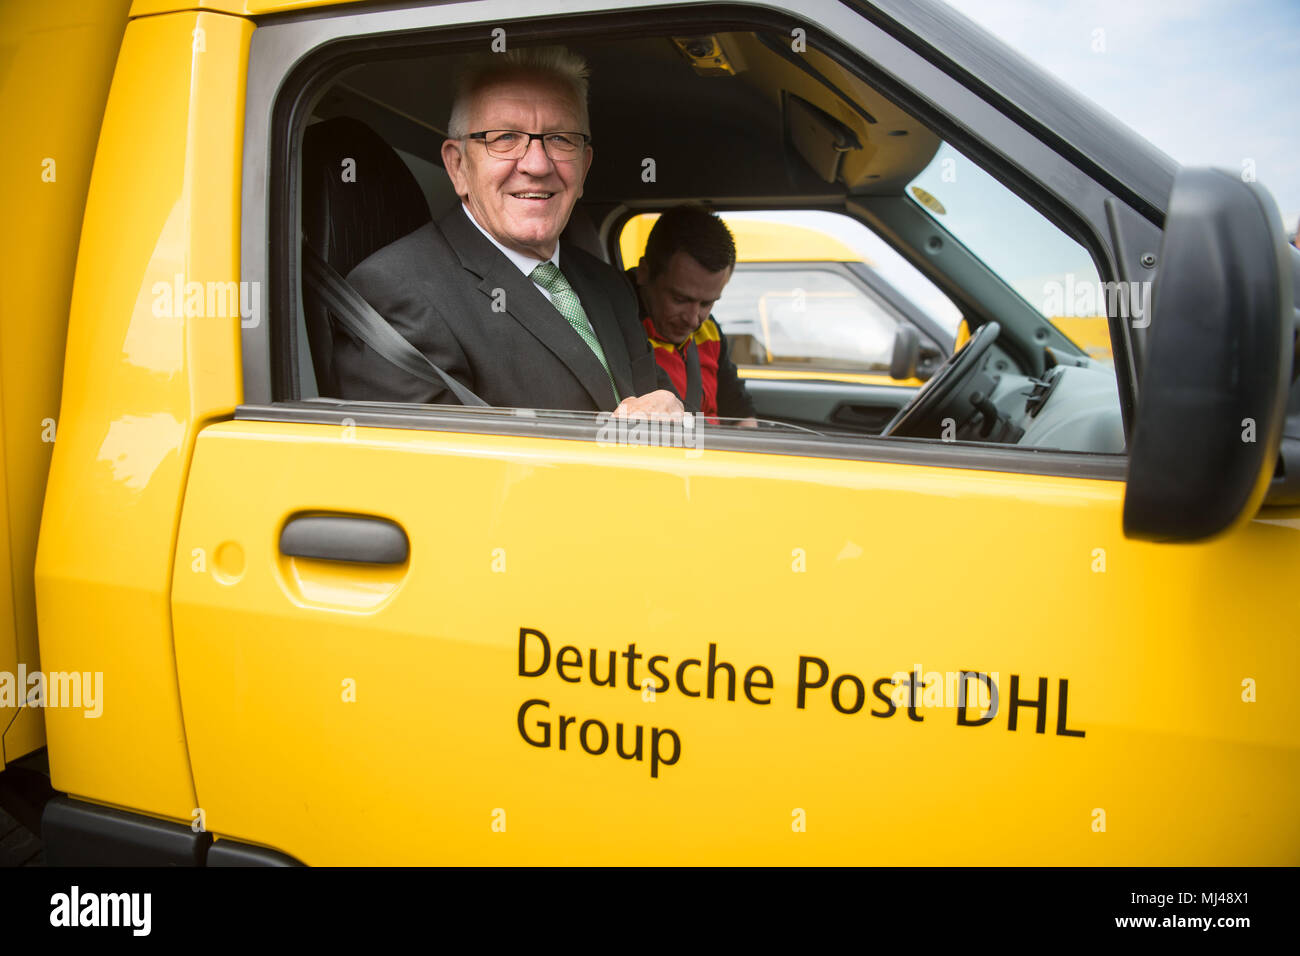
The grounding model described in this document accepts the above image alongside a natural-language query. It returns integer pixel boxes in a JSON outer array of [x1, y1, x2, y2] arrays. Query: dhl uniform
[[626, 269, 758, 421]]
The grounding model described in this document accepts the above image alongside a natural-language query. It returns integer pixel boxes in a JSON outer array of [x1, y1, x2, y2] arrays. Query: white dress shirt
[[461, 204, 597, 336]]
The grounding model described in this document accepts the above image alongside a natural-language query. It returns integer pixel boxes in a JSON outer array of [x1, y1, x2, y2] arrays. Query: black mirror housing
[[1124, 168, 1295, 542], [891, 325, 920, 380]]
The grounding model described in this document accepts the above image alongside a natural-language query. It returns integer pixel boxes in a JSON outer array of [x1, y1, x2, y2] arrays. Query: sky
[[744, 0, 1300, 331], [942, 0, 1300, 230]]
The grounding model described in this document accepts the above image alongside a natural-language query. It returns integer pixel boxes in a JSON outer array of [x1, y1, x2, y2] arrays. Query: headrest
[[301, 116, 433, 276], [561, 204, 608, 263]]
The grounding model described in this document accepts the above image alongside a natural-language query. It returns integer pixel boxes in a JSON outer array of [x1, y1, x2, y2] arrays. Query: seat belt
[[302, 245, 488, 407], [683, 338, 704, 413]]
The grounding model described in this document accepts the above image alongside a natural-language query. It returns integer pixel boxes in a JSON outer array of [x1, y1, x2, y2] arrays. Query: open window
[[240, 1, 1138, 471]]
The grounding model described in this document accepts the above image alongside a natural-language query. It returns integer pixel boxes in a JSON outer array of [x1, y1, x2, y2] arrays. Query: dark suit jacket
[[333, 204, 677, 410]]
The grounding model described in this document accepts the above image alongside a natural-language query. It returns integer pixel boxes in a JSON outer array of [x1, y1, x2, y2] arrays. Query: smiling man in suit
[[334, 47, 683, 417]]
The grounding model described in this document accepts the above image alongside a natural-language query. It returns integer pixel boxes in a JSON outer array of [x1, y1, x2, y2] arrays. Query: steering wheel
[[882, 321, 1001, 438]]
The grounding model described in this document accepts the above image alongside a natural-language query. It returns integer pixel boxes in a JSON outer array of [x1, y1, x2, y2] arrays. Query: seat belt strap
[[303, 245, 488, 407], [684, 338, 704, 413]]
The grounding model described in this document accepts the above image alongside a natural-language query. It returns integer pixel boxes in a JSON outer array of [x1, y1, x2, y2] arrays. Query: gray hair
[[447, 46, 590, 139]]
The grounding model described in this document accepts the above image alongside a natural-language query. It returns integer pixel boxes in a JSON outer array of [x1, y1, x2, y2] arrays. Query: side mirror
[[890, 326, 919, 380], [1263, 246, 1300, 506], [916, 342, 943, 381], [1123, 168, 1295, 542]]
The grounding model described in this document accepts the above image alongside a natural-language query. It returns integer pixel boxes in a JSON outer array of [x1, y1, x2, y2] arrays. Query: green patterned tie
[[530, 261, 619, 402]]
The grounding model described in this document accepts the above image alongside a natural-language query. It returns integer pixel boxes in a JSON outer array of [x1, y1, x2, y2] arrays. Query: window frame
[[238, 0, 1156, 480]]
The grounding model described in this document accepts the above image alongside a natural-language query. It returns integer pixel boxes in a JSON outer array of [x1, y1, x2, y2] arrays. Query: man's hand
[[613, 389, 684, 420]]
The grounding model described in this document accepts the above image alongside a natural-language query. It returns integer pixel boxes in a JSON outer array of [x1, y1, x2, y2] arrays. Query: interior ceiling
[[314, 30, 942, 206]]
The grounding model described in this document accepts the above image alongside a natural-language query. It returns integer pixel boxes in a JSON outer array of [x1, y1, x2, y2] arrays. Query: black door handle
[[279, 514, 409, 565]]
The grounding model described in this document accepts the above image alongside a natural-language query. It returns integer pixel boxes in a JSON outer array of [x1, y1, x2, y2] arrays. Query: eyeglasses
[[465, 130, 590, 161]]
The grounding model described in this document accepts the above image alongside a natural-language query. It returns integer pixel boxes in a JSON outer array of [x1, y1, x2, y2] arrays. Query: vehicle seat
[[560, 205, 607, 263], [301, 116, 433, 396]]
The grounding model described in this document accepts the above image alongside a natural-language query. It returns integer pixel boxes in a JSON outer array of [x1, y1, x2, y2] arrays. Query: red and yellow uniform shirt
[[628, 269, 757, 421]]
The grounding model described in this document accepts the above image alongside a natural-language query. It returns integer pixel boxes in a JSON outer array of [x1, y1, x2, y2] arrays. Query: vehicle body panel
[[619, 214, 869, 269], [0, 0, 133, 770], [33, 10, 250, 820], [171, 419, 1299, 864]]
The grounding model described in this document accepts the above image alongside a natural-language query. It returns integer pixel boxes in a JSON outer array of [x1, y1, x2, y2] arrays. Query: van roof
[[619, 213, 869, 267]]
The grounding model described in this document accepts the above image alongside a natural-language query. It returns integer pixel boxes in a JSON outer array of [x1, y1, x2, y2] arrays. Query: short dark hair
[[643, 204, 736, 278]]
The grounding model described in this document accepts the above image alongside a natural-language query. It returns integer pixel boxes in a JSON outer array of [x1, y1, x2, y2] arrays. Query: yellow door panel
[[171, 419, 1300, 864], [34, 10, 250, 818]]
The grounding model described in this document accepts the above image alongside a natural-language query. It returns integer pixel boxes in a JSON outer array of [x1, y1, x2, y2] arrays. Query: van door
[[169, 0, 1299, 864], [171, 402, 1298, 865]]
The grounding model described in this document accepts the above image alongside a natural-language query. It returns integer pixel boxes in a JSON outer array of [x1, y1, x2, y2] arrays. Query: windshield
[[907, 143, 1114, 363]]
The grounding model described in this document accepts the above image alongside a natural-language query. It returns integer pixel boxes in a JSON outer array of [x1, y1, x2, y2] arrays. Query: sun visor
[[784, 92, 861, 184]]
